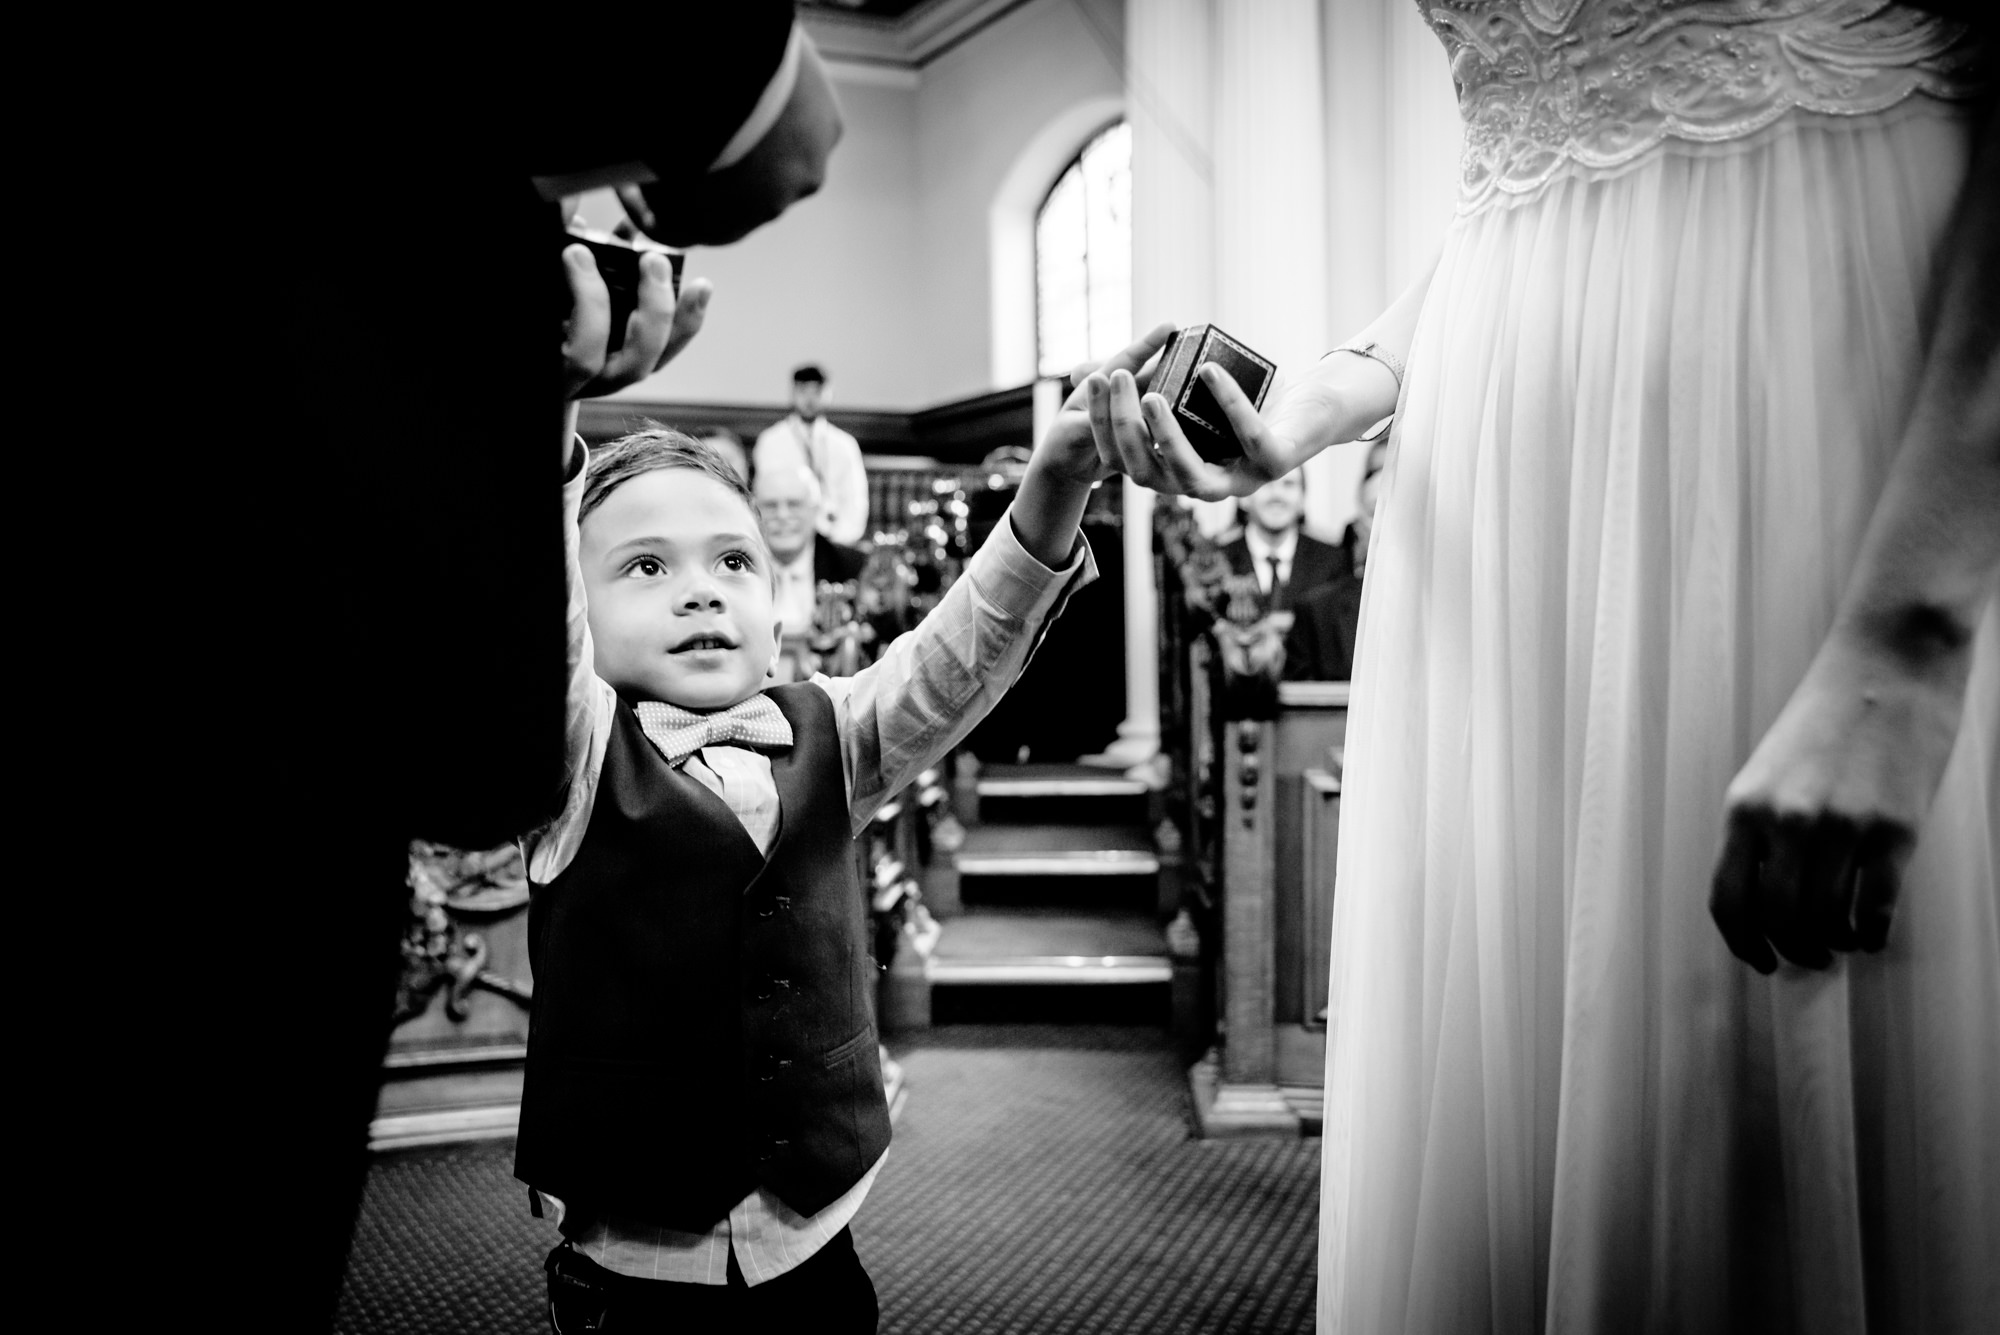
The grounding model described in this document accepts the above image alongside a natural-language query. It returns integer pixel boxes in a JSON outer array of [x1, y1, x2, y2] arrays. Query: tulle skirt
[[1318, 97, 1999, 1334]]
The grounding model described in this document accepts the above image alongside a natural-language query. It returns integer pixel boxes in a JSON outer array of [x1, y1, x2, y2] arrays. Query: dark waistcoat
[[514, 682, 890, 1229]]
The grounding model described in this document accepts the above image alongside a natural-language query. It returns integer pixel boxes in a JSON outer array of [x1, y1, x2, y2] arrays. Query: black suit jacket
[[814, 533, 869, 584], [1221, 531, 1348, 612], [1283, 574, 1365, 681]]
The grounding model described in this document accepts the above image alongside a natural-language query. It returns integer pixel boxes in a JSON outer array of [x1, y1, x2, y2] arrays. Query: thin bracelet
[[1325, 340, 1405, 389]]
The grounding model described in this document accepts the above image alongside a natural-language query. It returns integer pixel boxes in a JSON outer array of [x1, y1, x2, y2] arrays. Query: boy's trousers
[[545, 1228, 878, 1333]]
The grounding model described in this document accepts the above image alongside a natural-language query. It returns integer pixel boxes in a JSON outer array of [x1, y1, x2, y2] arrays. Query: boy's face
[[580, 469, 781, 710]]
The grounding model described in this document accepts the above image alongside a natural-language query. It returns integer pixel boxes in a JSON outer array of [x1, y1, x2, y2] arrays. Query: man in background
[[1285, 438, 1389, 681], [756, 459, 868, 640], [756, 364, 871, 544], [1221, 470, 1344, 613]]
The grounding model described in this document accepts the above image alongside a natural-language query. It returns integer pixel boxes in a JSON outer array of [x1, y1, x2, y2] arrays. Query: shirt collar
[[1243, 525, 1299, 565]]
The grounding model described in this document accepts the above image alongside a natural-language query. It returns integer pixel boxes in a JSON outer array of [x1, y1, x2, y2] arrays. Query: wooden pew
[[1188, 680, 1347, 1136]]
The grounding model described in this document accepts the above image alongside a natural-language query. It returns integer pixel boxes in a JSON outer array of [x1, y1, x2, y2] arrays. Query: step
[[926, 909, 1171, 985], [953, 823, 1160, 878], [974, 762, 1150, 799], [974, 763, 1153, 826]]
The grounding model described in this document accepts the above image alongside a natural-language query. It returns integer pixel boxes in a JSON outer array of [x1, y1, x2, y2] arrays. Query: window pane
[[1036, 163, 1088, 377], [1081, 122, 1131, 365], [1036, 121, 1130, 379]]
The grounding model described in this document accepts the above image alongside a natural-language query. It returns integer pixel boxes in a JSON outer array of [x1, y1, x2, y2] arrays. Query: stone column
[[1091, 0, 1217, 775], [1213, 0, 1337, 534]]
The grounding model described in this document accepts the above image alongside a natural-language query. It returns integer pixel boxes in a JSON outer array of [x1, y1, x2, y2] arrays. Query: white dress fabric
[[1319, 3, 1997, 1332]]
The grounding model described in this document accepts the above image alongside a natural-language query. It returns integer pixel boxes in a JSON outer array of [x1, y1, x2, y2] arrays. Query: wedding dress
[[1318, 3, 1995, 1331]]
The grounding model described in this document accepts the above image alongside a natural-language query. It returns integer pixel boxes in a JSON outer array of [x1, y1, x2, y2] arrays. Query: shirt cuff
[[967, 508, 1099, 626]]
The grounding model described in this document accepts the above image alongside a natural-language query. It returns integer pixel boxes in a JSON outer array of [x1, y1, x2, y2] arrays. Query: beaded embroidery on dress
[[1416, 0, 1989, 210]]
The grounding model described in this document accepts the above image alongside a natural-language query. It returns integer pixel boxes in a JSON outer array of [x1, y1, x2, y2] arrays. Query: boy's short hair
[[582, 422, 758, 526]]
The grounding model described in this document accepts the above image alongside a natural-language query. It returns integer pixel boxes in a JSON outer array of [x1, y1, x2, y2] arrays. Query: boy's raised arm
[[828, 327, 1174, 827]]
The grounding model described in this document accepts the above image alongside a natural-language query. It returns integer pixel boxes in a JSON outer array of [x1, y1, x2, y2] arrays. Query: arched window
[[1035, 120, 1131, 379]]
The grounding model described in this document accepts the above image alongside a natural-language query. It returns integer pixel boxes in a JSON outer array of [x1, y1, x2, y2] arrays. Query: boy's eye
[[720, 551, 756, 574], [628, 556, 666, 578]]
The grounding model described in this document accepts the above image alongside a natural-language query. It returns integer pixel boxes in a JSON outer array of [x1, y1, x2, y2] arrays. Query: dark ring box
[[1150, 323, 1276, 462]]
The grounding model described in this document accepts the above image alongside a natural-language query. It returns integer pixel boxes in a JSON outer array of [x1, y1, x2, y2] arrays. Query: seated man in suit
[[1221, 469, 1344, 614], [755, 459, 869, 641], [1285, 439, 1389, 681]]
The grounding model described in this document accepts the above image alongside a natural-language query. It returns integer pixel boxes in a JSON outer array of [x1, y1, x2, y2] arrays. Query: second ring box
[[1150, 323, 1276, 462]]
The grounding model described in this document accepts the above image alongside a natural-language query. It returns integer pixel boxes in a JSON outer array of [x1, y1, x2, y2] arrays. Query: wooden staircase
[[908, 761, 1179, 1026]]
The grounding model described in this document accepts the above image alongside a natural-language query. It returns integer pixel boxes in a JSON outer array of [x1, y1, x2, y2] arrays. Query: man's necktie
[[635, 696, 794, 768], [1267, 555, 1285, 604]]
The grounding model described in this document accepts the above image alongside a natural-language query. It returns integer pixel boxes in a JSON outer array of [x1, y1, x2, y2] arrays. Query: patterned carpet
[[335, 1025, 1320, 1334]]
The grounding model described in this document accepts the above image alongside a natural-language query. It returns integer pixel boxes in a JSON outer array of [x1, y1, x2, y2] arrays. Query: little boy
[[518, 326, 1167, 1332]]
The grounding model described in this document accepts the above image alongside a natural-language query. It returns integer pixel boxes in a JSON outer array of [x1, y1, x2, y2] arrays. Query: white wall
[[914, 0, 1127, 404], [594, 0, 1125, 415], [603, 76, 925, 411], [1309, 0, 1461, 539]]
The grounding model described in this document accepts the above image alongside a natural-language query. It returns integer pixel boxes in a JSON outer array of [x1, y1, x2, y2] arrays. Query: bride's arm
[[1710, 96, 2000, 974], [1087, 256, 1437, 499]]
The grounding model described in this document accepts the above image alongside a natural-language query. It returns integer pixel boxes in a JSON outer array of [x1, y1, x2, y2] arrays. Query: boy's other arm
[[826, 327, 1174, 827]]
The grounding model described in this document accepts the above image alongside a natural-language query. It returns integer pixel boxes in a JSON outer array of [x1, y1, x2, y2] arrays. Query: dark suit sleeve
[[517, 4, 797, 180], [1221, 538, 1254, 578], [815, 535, 869, 583], [1282, 603, 1323, 681], [1283, 578, 1361, 681], [1290, 535, 1350, 601]]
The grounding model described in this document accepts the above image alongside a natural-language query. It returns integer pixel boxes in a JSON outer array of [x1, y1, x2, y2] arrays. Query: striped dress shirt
[[523, 444, 1095, 1285]]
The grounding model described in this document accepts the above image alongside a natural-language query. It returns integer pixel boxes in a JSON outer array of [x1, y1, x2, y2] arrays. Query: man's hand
[[561, 245, 711, 401], [1708, 632, 1970, 973]]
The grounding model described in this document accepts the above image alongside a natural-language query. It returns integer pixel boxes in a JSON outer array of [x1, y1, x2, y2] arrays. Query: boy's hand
[[1009, 325, 1175, 570], [562, 244, 712, 401], [1034, 323, 1176, 484]]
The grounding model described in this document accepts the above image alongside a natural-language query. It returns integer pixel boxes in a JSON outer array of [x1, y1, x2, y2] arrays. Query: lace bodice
[[1417, 0, 1989, 210]]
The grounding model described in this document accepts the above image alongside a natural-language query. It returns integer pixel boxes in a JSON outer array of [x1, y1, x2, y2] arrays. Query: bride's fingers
[[1197, 364, 1286, 483], [1802, 819, 1862, 953], [1709, 814, 1777, 974], [1757, 827, 1832, 970], [1851, 824, 1910, 953], [1139, 394, 1247, 501]]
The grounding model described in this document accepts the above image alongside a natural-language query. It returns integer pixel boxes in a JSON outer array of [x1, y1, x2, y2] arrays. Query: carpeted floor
[[335, 1025, 1320, 1334]]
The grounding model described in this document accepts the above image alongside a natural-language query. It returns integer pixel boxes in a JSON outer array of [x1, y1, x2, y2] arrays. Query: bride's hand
[[1085, 355, 1386, 500], [1708, 634, 1969, 973]]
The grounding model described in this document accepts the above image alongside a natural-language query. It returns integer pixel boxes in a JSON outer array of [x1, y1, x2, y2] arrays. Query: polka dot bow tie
[[635, 696, 795, 768]]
